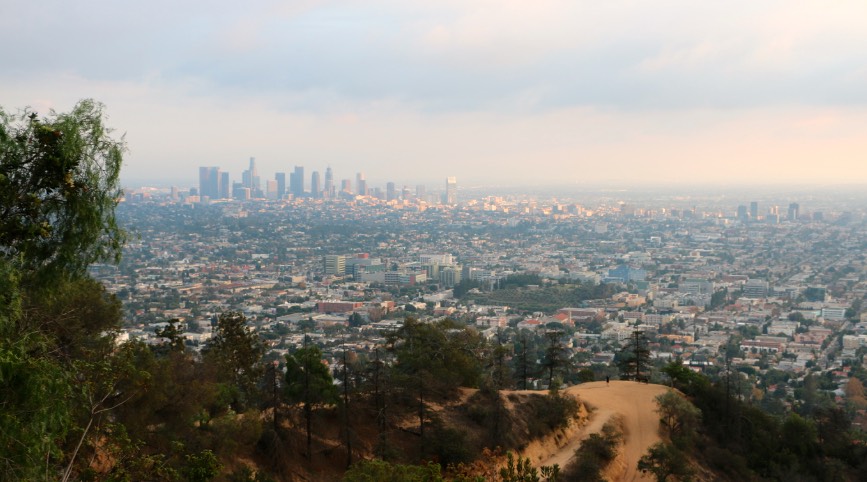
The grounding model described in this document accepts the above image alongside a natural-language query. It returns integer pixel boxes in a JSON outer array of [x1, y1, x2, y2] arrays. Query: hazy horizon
[[4, 1, 867, 186]]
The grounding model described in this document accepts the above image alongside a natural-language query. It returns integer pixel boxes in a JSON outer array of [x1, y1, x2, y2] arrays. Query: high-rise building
[[324, 167, 334, 198], [311, 171, 321, 198], [341, 179, 352, 193], [275, 172, 286, 199], [386, 182, 396, 201], [787, 203, 800, 221], [220, 172, 230, 199], [416, 184, 426, 201], [290, 165, 305, 198], [444, 176, 457, 205], [324, 255, 346, 275], [737, 205, 748, 222], [198, 167, 220, 200], [356, 172, 366, 196], [749, 201, 758, 221]]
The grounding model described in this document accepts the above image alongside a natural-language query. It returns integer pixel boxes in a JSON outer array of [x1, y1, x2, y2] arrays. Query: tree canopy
[[0, 99, 126, 280]]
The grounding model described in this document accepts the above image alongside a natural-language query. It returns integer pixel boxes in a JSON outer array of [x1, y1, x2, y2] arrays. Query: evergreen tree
[[284, 340, 338, 460], [618, 331, 650, 381], [203, 312, 266, 412]]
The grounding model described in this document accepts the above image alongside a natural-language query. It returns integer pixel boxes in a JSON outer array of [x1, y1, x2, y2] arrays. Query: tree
[[284, 341, 338, 460], [655, 391, 701, 446], [542, 330, 568, 389], [618, 331, 650, 381], [637, 442, 692, 482], [385, 318, 485, 460], [342, 460, 444, 482], [203, 312, 266, 412], [0, 100, 129, 479], [0, 99, 126, 281]]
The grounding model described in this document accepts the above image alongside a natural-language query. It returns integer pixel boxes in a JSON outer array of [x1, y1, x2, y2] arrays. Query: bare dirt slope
[[534, 381, 671, 482]]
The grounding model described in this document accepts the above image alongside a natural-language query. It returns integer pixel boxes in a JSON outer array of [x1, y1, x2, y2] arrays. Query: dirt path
[[536, 381, 670, 481]]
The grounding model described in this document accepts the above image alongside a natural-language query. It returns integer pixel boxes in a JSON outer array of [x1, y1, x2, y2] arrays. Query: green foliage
[[562, 421, 621, 482], [0, 292, 71, 479], [661, 359, 708, 394], [285, 341, 338, 458], [526, 388, 579, 439], [389, 318, 485, 393], [0, 99, 126, 280], [617, 331, 650, 381], [637, 442, 692, 482], [498, 452, 560, 482], [343, 459, 444, 482], [427, 424, 473, 466], [284, 343, 339, 407], [203, 312, 265, 412], [654, 391, 701, 447], [182, 450, 222, 482]]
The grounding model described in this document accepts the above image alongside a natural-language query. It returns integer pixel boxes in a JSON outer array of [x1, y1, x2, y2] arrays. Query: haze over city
[[3, 1, 867, 187]]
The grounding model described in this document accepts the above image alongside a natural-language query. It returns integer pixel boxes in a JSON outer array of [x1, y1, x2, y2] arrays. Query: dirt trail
[[535, 381, 670, 482]]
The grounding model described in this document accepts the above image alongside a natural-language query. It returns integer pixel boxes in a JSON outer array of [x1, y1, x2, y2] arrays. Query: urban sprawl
[[107, 158, 867, 426]]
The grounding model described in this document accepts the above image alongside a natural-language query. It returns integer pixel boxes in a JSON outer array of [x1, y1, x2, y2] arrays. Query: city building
[[324, 255, 346, 276], [290, 165, 305, 198], [445, 176, 457, 204], [198, 166, 220, 201]]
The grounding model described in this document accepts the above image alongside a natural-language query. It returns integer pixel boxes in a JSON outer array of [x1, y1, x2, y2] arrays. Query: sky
[[3, 0, 867, 188]]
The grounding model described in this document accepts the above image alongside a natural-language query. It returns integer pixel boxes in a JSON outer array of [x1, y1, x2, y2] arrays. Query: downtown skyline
[[3, 1, 867, 187]]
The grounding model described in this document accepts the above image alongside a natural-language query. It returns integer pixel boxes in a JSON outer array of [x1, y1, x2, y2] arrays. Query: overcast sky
[[3, 0, 867, 188]]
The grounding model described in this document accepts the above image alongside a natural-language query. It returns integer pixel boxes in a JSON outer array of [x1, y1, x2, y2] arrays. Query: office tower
[[444, 176, 457, 205], [311, 171, 321, 198], [198, 167, 220, 200], [386, 182, 396, 201], [232, 182, 245, 200], [198, 167, 209, 198], [356, 172, 366, 196], [749, 201, 758, 221], [242, 157, 258, 189], [743, 279, 769, 298], [341, 179, 352, 193], [170, 186, 179, 201], [416, 184, 426, 201], [737, 205, 748, 222], [788, 203, 800, 221], [324, 167, 334, 198], [220, 172, 230, 199], [275, 172, 286, 199], [289, 165, 305, 198], [324, 255, 346, 275]]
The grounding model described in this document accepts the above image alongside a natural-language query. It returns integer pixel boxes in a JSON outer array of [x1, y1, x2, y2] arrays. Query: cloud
[[2, 0, 867, 186]]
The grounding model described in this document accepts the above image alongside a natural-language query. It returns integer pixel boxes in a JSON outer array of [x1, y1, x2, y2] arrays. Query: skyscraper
[[324, 167, 334, 198], [198, 167, 220, 200], [275, 172, 286, 199], [290, 165, 305, 198], [242, 157, 260, 196], [311, 171, 321, 199], [737, 205, 748, 222], [788, 203, 800, 221], [386, 182, 396, 201], [445, 176, 457, 205], [220, 172, 230, 199], [356, 172, 366, 196], [749, 201, 758, 221]]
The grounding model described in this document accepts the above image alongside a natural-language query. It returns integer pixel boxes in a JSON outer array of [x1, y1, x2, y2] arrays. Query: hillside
[[521, 381, 669, 482]]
